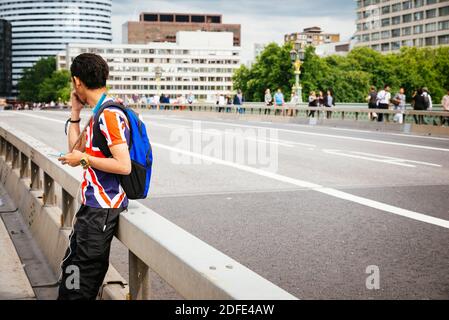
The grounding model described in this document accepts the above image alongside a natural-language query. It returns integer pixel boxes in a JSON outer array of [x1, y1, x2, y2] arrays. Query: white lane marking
[[32, 110, 449, 142], [323, 149, 442, 168], [352, 151, 442, 167], [147, 116, 449, 152], [6, 112, 449, 229], [152, 142, 449, 230], [11, 112, 67, 124]]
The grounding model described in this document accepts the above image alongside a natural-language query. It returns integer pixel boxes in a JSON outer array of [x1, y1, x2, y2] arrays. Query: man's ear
[[72, 76, 82, 89]]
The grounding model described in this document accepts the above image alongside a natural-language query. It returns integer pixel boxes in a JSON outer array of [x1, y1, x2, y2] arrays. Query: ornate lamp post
[[290, 42, 305, 104]]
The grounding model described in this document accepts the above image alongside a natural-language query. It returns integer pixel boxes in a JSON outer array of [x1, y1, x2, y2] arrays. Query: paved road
[[1, 109, 449, 299]]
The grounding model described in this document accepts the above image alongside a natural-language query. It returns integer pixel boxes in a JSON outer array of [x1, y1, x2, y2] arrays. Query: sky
[[111, 0, 357, 63]]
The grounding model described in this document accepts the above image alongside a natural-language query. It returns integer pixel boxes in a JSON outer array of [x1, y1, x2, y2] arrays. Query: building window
[[381, 18, 390, 27], [160, 14, 174, 22], [440, 7, 449, 17], [372, 32, 380, 40], [175, 15, 189, 23], [392, 3, 402, 12], [439, 20, 449, 30], [426, 9, 437, 19], [382, 5, 390, 14], [402, 1, 412, 10], [392, 28, 401, 37], [402, 39, 414, 47], [381, 43, 390, 51], [426, 0, 437, 4], [414, 11, 424, 21], [191, 15, 205, 23], [414, 25, 423, 34], [403, 13, 412, 22], [425, 37, 436, 46], [414, 0, 424, 8], [391, 42, 401, 50], [382, 30, 391, 39], [402, 26, 412, 35], [439, 35, 449, 44], [363, 34, 370, 42], [425, 22, 437, 32], [392, 16, 401, 25], [143, 14, 158, 22]]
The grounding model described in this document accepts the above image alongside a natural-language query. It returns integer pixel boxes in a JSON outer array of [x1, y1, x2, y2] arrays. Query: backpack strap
[[92, 101, 131, 159]]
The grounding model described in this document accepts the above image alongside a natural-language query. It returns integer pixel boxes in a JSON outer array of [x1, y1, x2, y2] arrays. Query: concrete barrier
[[0, 122, 298, 300]]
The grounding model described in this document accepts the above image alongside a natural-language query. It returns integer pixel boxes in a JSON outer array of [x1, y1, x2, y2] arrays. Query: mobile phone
[[48, 152, 65, 158]]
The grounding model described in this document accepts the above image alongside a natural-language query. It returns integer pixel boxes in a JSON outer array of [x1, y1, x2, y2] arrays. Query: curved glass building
[[0, 0, 112, 94]]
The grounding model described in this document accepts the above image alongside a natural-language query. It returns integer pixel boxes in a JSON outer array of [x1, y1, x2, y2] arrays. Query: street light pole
[[290, 42, 305, 104], [294, 59, 303, 104]]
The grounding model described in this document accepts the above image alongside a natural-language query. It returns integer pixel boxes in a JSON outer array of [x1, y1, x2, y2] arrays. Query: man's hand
[[58, 150, 84, 167], [71, 90, 84, 113]]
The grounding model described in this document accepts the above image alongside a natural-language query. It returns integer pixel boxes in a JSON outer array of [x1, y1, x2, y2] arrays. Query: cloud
[[111, 0, 356, 63]]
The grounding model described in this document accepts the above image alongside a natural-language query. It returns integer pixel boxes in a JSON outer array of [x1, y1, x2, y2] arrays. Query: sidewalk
[[0, 212, 35, 300]]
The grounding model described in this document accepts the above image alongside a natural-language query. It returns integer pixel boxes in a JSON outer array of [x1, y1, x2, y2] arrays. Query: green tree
[[233, 42, 294, 102], [18, 57, 56, 101], [38, 70, 71, 102]]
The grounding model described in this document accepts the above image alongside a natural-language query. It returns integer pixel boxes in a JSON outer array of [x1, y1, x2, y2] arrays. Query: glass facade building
[[0, 19, 12, 97], [0, 0, 112, 95], [354, 0, 449, 52]]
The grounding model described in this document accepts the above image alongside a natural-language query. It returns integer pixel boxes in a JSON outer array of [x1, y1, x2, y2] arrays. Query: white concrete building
[[0, 0, 112, 94], [57, 31, 241, 102], [355, 0, 449, 52]]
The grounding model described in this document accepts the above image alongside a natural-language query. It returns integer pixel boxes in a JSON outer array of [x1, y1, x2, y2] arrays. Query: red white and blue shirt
[[81, 98, 130, 209]]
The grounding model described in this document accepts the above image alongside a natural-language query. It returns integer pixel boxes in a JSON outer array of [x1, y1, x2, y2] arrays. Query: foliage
[[233, 45, 449, 103]]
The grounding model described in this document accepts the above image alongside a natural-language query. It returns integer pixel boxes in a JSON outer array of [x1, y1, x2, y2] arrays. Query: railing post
[[20, 153, 29, 179], [43, 173, 56, 206], [0, 137, 5, 157], [62, 188, 75, 228], [30, 161, 40, 191], [12, 146, 20, 169], [129, 250, 151, 300], [5, 141, 12, 163]]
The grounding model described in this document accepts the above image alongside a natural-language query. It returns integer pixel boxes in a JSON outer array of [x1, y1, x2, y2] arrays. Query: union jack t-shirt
[[81, 99, 130, 209]]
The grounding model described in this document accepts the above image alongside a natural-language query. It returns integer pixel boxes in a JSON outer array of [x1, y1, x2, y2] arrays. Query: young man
[[57, 53, 131, 300]]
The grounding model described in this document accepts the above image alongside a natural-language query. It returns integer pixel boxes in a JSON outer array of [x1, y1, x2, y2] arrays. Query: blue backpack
[[93, 101, 153, 200]]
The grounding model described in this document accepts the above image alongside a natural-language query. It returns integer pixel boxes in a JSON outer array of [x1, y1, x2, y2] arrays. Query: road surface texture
[[1, 109, 448, 300]]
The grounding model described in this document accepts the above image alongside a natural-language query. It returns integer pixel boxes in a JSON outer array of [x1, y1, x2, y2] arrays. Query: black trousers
[[377, 103, 389, 122], [57, 205, 125, 300]]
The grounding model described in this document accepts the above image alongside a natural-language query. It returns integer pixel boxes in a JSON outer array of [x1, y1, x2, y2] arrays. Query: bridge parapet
[[0, 122, 297, 300]]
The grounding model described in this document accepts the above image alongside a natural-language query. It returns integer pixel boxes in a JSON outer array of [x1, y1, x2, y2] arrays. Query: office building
[[354, 0, 449, 51], [284, 27, 341, 47], [58, 31, 241, 102], [0, 0, 112, 94], [0, 19, 12, 97], [123, 12, 241, 47]]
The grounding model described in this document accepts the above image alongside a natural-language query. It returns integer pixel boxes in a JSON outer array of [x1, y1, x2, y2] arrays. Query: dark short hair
[[70, 53, 109, 89]]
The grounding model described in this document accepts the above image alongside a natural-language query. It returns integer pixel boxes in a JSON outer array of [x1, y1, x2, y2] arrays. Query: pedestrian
[[412, 88, 428, 125], [218, 94, 226, 113], [440, 89, 449, 126], [366, 86, 378, 121], [274, 89, 285, 116], [376, 85, 391, 122], [289, 91, 300, 117], [57, 53, 131, 300], [392, 87, 406, 124], [187, 92, 195, 111], [234, 90, 244, 114], [264, 89, 273, 115], [324, 89, 335, 119], [308, 91, 317, 118]]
